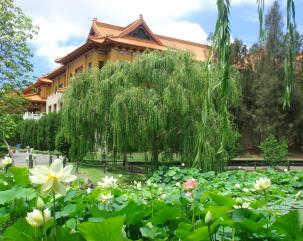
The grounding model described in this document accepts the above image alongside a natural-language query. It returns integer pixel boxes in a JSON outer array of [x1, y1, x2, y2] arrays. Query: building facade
[[23, 15, 210, 117]]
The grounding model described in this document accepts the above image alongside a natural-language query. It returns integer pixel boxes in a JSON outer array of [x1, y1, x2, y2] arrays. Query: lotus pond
[[1, 160, 303, 241]]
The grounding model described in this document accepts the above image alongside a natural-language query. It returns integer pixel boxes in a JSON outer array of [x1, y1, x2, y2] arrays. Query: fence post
[[28, 153, 33, 168], [63, 156, 67, 167], [28, 151, 34, 168], [49, 151, 53, 165], [254, 161, 256, 171]]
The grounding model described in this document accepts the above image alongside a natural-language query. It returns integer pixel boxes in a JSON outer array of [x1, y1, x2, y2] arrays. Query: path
[[12, 152, 49, 167]]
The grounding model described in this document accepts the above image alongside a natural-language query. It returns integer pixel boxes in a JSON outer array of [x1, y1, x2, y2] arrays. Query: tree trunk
[[76, 160, 80, 173], [123, 152, 128, 166], [152, 148, 159, 171]]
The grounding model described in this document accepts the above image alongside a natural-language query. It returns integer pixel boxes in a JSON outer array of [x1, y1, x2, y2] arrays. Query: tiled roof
[[23, 78, 53, 94], [56, 16, 210, 65], [44, 65, 66, 79], [91, 37, 166, 51], [55, 42, 97, 64], [24, 93, 46, 102], [57, 87, 66, 93]]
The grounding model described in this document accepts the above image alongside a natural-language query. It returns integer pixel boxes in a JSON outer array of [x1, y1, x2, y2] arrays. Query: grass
[[74, 163, 145, 184]]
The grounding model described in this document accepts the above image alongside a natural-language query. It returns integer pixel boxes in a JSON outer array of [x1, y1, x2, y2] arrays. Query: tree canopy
[[61, 50, 240, 171], [235, 1, 303, 148], [0, 0, 38, 89]]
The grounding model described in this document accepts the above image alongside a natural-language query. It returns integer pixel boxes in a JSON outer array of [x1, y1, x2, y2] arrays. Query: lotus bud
[[205, 211, 213, 225], [26, 208, 52, 228], [146, 222, 153, 229], [36, 197, 45, 209]]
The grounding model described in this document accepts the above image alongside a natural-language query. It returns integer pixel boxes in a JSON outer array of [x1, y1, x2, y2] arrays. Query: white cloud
[[15, 0, 276, 68], [16, 0, 209, 68], [153, 21, 208, 44]]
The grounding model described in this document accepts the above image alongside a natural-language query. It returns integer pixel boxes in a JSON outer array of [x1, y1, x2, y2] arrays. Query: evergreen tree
[[252, 1, 286, 141], [238, 1, 303, 148], [264, 1, 284, 59], [230, 39, 247, 64]]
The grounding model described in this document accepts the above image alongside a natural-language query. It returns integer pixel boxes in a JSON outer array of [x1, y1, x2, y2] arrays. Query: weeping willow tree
[[61, 71, 100, 170], [61, 50, 240, 170]]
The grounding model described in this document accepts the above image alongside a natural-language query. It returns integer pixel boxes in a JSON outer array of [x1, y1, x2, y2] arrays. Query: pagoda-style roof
[[23, 78, 52, 94], [55, 42, 98, 65], [57, 87, 66, 93], [56, 15, 210, 64], [23, 93, 47, 103], [44, 65, 66, 79]]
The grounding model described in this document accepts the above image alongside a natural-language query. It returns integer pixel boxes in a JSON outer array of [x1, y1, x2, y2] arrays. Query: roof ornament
[[92, 17, 98, 22], [139, 14, 143, 19]]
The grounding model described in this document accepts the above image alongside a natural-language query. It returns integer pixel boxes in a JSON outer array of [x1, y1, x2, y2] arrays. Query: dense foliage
[[0, 0, 38, 88], [18, 112, 61, 151], [1, 163, 303, 240], [259, 135, 288, 167], [62, 50, 240, 171], [0, 90, 26, 140], [235, 1, 303, 148]]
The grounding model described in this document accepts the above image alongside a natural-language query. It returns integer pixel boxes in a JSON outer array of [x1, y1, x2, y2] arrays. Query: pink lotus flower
[[183, 179, 198, 190]]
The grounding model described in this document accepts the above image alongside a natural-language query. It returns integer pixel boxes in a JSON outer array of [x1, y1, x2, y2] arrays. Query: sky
[[15, 0, 303, 79]]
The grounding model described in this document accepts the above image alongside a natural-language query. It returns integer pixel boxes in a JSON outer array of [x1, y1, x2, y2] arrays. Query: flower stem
[[192, 202, 195, 230], [52, 190, 56, 239], [208, 225, 213, 241]]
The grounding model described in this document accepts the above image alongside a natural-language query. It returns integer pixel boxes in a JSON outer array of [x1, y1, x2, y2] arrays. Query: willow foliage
[[193, 0, 236, 171], [61, 50, 240, 170]]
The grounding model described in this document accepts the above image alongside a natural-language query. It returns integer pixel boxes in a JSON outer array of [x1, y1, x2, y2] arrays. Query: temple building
[[23, 15, 210, 119]]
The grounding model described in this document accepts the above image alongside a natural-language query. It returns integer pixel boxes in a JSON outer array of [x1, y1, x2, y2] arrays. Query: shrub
[[18, 112, 61, 151], [0, 145, 8, 157], [259, 134, 288, 167], [55, 131, 70, 158]]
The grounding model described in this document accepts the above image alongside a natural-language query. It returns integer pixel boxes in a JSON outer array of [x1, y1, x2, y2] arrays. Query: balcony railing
[[23, 112, 44, 120]]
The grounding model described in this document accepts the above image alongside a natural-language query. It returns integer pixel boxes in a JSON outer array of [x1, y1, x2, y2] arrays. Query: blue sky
[[15, 0, 303, 80]]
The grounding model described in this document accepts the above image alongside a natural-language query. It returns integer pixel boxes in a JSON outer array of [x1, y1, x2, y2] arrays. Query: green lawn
[[73, 163, 144, 184]]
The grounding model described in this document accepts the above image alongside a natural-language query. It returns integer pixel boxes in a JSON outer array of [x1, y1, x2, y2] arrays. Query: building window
[[54, 104, 57, 112], [59, 83, 64, 88], [98, 61, 104, 69], [75, 66, 83, 75], [48, 106, 51, 113], [88, 62, 92, 69]]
